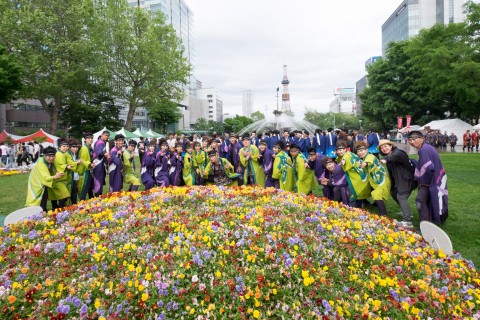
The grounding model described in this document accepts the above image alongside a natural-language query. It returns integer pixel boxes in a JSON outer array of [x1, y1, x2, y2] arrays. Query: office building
[[382, 0, 467, 54], [242, 90, 254, 117], [329, 88, 357, 114], [196, 88, 223, 123]]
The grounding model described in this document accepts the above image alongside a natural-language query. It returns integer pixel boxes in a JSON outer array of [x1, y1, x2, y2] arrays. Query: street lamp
[[342, 122, 345, 131], [359, 119, 363, 132]]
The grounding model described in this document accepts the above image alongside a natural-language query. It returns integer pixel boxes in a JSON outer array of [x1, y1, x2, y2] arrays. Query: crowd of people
[[22, 127, 450, 227]]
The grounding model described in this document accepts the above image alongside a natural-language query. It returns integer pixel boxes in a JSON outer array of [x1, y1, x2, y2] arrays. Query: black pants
[[80, 173, 94, 201], [70, 182, 78, 205]]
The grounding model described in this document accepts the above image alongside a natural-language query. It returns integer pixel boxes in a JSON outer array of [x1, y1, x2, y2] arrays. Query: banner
[[397, 117, 403, 129], [406, 115, 412, 127]]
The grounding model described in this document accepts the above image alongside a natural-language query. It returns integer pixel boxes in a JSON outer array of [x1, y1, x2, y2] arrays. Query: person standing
[[378, 139, 415, 228], [108, 134, 125, 193], [123, 140, 140, 191], [141, 141, 157, 190], [407, 131, 448, 224], [448, 132, 458, 150], [169, 142, 184, 186], [324, 128, 337, 158], [306, 147, 325, 192], [0, 143, 7, 165], [239, 135, 265, 187], [355, 141, 391, 216], [226, 134, 242, 176], [137, 137, 146, 165], [66, 139, 82, 204], [258, 140, 277, 188], [472, 129, 479, 152], [182, 143, 195, 186], [272, 140, 294, 191], [92, 130, 110, 196], [155, 142, 171, 187], [78, 132, 95, 201], [193, 141, 207, 186], [312, 129, 324, 155], [366, 129, 381, 158], [289, 144, 316, 195], [49, 139, 71, 210], [25, 146, 65, 212], [463, 130, 472, 152], [335, 141, 371, 208]]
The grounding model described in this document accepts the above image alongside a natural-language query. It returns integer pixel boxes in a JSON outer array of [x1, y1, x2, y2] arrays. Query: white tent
[[421, 118, 473, 146], [473, 123, 480, 130]]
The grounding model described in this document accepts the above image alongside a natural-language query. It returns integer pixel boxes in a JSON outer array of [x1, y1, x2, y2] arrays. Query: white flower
[[191, 275, 199, 283]]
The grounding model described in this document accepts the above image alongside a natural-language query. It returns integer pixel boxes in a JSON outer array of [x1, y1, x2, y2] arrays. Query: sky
[[187, 0, 401, 118]]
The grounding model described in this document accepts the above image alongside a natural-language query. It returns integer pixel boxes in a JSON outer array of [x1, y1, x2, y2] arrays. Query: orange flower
[[8, 295, 16, 304]]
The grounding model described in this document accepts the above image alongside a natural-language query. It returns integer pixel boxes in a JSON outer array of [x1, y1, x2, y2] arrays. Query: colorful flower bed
[[0, 186, 479, 319], [0, 169, 28, 177]]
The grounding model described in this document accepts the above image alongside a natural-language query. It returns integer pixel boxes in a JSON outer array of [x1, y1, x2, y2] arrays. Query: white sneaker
[[397, 221, 413, 228]]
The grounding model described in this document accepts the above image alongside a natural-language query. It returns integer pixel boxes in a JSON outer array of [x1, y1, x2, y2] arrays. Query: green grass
[[1, 153, 479, 269]]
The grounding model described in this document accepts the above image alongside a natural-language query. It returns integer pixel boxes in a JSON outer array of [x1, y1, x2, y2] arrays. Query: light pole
[[359, 119, 363, 132], [343, 122, 345, 131]]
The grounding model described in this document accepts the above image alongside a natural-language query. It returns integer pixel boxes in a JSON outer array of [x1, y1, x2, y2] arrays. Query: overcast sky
[[187, 0, 401, 118]]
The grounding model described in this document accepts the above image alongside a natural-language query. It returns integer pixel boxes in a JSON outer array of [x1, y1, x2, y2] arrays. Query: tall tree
[[223, 115, 254, 133], [0, 45, 22, 103], [91, 0, 191, 130], [250, 111, 265, 122], [0, 0, 98, 134], [147, 100, 182, 134]]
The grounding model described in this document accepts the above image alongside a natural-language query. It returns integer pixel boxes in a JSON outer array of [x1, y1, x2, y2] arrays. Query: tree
[[192, 118, 209, 131], [147, 100, 183, 134], [250, 111, 265, 122], [0, 45, 22, 103], [0, 0, 98, 134], [223, 115, 254, 133], [304, 111, 362, 131], [91, 0, 191, 130]]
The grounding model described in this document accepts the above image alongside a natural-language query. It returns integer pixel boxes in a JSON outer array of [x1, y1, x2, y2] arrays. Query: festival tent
[[473, 123, 480, 130], [14, 129, 59, 145], [421, 118, 473, 146], [146, 129, 164, 138], [0, 130, 17, 143], [400, 125, 422, 134], [115, 127, 141, 140], [132, 128, 155, 138]]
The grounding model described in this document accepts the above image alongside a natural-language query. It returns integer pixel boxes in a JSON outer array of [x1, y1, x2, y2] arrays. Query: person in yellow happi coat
[[48, 139, 72, 210], [123, 140, 140, 191], [65, 139, 83, 204], [272, 140, 294, 192], [289, 143, 316, 195], [183, 143, 196, 186], [78, 132, 96, 201], [355, 141, 391, 216], [25, 146, 65, 212], [239, 135, 265, 187], [335, 141, 371, 208], [193, 141, 207, 185]]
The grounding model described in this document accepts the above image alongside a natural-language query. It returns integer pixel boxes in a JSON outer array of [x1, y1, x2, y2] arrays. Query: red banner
[[406, 115, 412, 127], [397, 117, 403, 129]]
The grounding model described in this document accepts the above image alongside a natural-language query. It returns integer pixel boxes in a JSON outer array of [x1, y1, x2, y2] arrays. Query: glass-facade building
[[382, 0, 466, 55]]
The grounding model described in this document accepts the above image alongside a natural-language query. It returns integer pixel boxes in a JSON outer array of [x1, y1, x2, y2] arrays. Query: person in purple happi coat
[[226, 134, 242, 172], [141, 141, 157, 190], [319, 157, 350, 204], [108, 134, 125, 192], [169, 143, 184, 186], [92, 130, 110, 196], [407, 131, 448, 224], [155, 142, 171, 188], [258, 140, 278, 188]]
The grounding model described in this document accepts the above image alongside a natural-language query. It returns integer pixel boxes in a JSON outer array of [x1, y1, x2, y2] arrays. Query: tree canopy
[[0, 45, 22, 103]]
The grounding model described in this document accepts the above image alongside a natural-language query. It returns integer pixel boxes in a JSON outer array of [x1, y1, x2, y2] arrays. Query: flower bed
[[0, 186, 478, 319], [0, 169, 28, 177]]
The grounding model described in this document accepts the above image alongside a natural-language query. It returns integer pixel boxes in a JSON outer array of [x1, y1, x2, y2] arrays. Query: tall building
[[382, 0, 466, 54], [196, 88, 223, 123], [242, 90, 254, 117]]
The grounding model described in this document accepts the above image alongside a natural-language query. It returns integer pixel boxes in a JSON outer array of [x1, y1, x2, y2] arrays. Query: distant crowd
[[19, 126, 455, 228]]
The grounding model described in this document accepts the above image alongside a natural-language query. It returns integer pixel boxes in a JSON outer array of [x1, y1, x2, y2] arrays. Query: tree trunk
[[125, 101, 137, 130], [40, 98, 60, 135]]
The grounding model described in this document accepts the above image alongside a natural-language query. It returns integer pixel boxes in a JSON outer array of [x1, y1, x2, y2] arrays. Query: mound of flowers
[[0, 186, 479, 319], [0, 168, 28, 177]]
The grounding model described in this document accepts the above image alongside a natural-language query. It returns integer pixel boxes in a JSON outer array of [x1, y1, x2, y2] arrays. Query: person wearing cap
[[289, 143, 316, 195], [226, 134, 242, 174], [66, 139, 83, 204], [169, 142, 184, 186], [354, 141, 391, 216], [407, 130, 448, 224], [306, 147, 325, 190], [366, 129, 381, 158], [192, 141, 207, 186], [78, 132, 96, 201], [155, 142, 171, 187], [48, 139, 72, 210], [378, 139, 415, 228], [182, 143, 195, 186], [272, 140, 294, 191], [324, 128, 337, 158], [335, 141, 371, 208], [123, 140, 140, 191], [258, 140, 277, 188], [203, 149, 240, 187], [141, 140, 157, 190], [319, 156, 350, 204], [108, 134, 125, 192], [239, 134, 265, 187], [25, 146, 65, 211], [92, 130, 110, 196]]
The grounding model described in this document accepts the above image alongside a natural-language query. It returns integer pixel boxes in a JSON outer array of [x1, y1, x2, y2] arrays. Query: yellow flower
[[141, 293, 148, 301], [253, 310, 260, 318]]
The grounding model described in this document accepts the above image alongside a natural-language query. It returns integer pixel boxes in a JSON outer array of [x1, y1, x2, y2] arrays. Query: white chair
[[4, 206, 43, 226], [419, 221, 453, 256]]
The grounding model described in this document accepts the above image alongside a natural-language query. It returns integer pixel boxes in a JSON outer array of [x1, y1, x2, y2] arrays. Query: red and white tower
[[281, 65, 291, 114]]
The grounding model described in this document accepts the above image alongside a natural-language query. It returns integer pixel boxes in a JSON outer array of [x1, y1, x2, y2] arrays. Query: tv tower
[[281, 65, 291, 114]]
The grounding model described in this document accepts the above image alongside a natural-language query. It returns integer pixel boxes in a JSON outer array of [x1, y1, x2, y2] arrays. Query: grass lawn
[[1, 153, 479, 269]]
